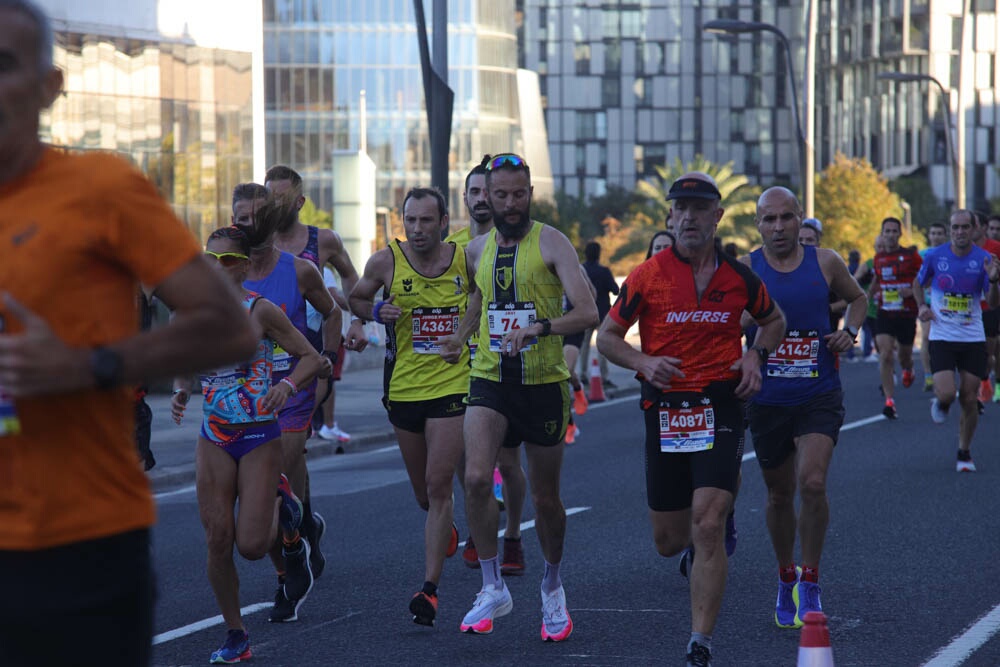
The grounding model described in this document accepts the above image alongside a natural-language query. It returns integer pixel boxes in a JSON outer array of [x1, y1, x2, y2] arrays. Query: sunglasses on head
[[204, 251, 248, 267], [485, 154, 529, 171]]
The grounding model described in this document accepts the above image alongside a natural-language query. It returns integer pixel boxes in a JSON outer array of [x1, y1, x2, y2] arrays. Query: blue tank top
[[750, 245, 841, 405], [243, 251, 307, 379], [200, 292, 274, 429]]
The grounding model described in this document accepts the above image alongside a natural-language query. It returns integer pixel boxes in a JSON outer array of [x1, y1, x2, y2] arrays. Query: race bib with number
[[940, 291, 974, 324], [411, 306, 459, 353], [767, 329, 820, 378], [659, 397, 715, 453], [881, 283, 905, 311], [487, 301, 538, 352], [201, 366, 246, 391], [271, 341, 292, 372]]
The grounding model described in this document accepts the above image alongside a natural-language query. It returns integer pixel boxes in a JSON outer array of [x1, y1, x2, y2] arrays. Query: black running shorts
[[929, 340, 989, 379], [467, 377, 569, 447], [874, 312, 917, 346], [748, 389, 846, 470], [983, 308, 1000, 338], [383, 393, 467, 433], [642, 381, 745, 512]]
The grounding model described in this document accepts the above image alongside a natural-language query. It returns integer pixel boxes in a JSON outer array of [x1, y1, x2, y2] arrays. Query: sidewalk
[[145, 339, 641, 492]]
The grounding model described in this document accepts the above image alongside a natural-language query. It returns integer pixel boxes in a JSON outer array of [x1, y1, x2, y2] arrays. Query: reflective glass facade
[[264, 1, 533, 214], [40, 33, 254, 242], [520, 1, 806, 198]]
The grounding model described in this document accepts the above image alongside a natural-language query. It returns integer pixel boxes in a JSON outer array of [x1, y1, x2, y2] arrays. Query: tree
[[635, 154, 762, 253], [889, 175, 947, 236], [299, 198, 333, 229], [815, 153, 907, 256]]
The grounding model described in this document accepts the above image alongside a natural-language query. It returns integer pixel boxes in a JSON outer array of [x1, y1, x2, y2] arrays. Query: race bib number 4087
[[659, 400, 715, 453]]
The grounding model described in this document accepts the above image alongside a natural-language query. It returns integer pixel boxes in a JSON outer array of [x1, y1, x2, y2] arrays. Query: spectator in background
[[647, 230, 674, 259], [579, 241, 620, 388]]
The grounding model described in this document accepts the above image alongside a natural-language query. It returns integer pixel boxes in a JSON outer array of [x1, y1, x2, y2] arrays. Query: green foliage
[[815, 153, 907, 256], [299, 198, 333, 229], [635, 154, 762, 252], [889, 176, 947, 235]]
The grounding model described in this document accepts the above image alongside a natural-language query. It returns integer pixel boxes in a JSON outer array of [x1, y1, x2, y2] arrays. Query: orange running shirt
[[608, 245, 775, 392], [0, 148, 201, 550]]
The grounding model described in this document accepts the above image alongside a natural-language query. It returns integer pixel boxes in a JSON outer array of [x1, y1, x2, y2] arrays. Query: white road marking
[[458, 506, 591, 547], [154, 484, 196, 500], [922, 605, 1000, 666], [153, 602, 271, 644]]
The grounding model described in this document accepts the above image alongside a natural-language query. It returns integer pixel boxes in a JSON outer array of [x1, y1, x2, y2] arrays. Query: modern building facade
[[817, 0, 1000, 210], [263, 0, 552, 220], [37, 0, 263, 242], [519, 1, 808, 199]]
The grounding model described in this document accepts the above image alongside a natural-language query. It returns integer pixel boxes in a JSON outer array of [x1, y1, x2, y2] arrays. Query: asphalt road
[[149, 359, 1000, 666]]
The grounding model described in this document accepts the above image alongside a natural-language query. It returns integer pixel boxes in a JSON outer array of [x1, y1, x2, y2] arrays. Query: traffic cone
[[588, 357, 606, 403], [797, 611, 834, 667]]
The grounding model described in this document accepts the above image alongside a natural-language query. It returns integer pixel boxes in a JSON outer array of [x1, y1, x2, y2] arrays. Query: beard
[[468, 205, 492, 224], [494, 208, 532, 239]]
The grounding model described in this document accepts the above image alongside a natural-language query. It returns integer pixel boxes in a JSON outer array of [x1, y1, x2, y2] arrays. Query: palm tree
[[635, 155, 762, 251]]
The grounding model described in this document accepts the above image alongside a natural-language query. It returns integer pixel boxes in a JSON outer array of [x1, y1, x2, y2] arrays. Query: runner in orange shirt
[[0, 3, 256, 665]]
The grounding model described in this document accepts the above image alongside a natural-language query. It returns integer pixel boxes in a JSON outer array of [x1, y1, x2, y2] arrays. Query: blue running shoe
[[794, 580, 823, 627], [775, 567, 801, 629], [724, 512, 738, 557], [210, 629, 251, 664], [277, 474, 303, 533]]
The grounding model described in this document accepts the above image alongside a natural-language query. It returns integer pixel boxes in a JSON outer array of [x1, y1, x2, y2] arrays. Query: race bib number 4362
[[411, 306, 459, 353]]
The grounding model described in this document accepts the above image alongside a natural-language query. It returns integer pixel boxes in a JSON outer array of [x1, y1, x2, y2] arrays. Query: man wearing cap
[[598, 172, 785, 666], [744, 187, 866, 629]]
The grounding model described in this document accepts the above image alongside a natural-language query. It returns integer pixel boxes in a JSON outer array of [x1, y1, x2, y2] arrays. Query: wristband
[[280, 377, 298, 395], [536, 318, 552, 337], [372, 300, 387, 324]]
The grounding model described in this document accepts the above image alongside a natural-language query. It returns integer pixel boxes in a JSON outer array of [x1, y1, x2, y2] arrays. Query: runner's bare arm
[[597, 316, 683, 391], [733, 304, 785, 400], [348, 249, 399, 322]]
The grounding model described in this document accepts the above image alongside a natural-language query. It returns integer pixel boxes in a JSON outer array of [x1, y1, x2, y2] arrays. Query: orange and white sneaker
[[460, 583, 513, 634], [902, 369, 915, 388], [978, 379, 992, 404], [565, 423, 579, 444], [540, 585, 573, 642], [573, 387, 588, 415], [409, 590, 438, 627]]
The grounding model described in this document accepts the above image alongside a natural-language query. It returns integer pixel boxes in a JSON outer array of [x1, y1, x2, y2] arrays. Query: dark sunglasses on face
[[204, 251, 248, 267]]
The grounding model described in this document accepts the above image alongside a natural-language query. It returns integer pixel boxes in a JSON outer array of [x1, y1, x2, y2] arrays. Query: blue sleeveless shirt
[[751, 244, 841, 405], [243, 251, 306, 379]]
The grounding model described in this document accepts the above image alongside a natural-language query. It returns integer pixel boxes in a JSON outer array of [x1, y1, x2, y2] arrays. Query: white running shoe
[[930, 398, 949, 424], [540, 585, 573, 642], [957, 457, 977, 472], [460, 583, 513, 634], [318, 423, 351, 442]]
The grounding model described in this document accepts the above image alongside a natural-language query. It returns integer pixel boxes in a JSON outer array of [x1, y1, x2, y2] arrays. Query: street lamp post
[[703, 18, 814, 217], [876, 72, 965, 209]]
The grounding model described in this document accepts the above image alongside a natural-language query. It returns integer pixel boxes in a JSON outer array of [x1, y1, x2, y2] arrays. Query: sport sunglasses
[[485, 154, 529, 171], [204, 251, 249, 267]]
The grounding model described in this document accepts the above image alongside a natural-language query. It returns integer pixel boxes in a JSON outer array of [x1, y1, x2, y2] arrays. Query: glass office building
[[264, 0, 549, 215]]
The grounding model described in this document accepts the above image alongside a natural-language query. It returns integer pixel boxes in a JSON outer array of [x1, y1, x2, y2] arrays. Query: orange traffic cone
[[588, 357, 606, 403], [797, 611, 834, 666]]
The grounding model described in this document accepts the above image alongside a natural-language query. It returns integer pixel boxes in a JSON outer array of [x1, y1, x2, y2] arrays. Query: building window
[[605, 40, 621, 74], [575, 43, 590, 75], [602, 77, 620, 107]]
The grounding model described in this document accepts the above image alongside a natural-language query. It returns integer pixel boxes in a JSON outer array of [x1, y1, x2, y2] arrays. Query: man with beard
[[915, 210, 1000, 471], [442, 154, 598, 641], [231, 184, 336, 622], [350, 187, 473, 627], [446, 156, 530, 578], [744, 187, 865, 629], [597, 172, 784, 666]]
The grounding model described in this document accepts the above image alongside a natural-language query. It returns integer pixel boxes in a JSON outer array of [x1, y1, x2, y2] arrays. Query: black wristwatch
[[843, 325, 859, 342], [536, 318, 552, 337], [751, 345, 769, 364], [91, 347, 124, 390]]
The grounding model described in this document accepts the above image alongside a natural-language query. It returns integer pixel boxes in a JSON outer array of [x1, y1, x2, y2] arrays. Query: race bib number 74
[[487, 301, 538, 352]]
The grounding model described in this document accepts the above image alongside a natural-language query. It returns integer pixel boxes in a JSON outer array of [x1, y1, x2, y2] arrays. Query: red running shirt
[[874, 247, 922, 317], [608, 245, 775, 392]]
